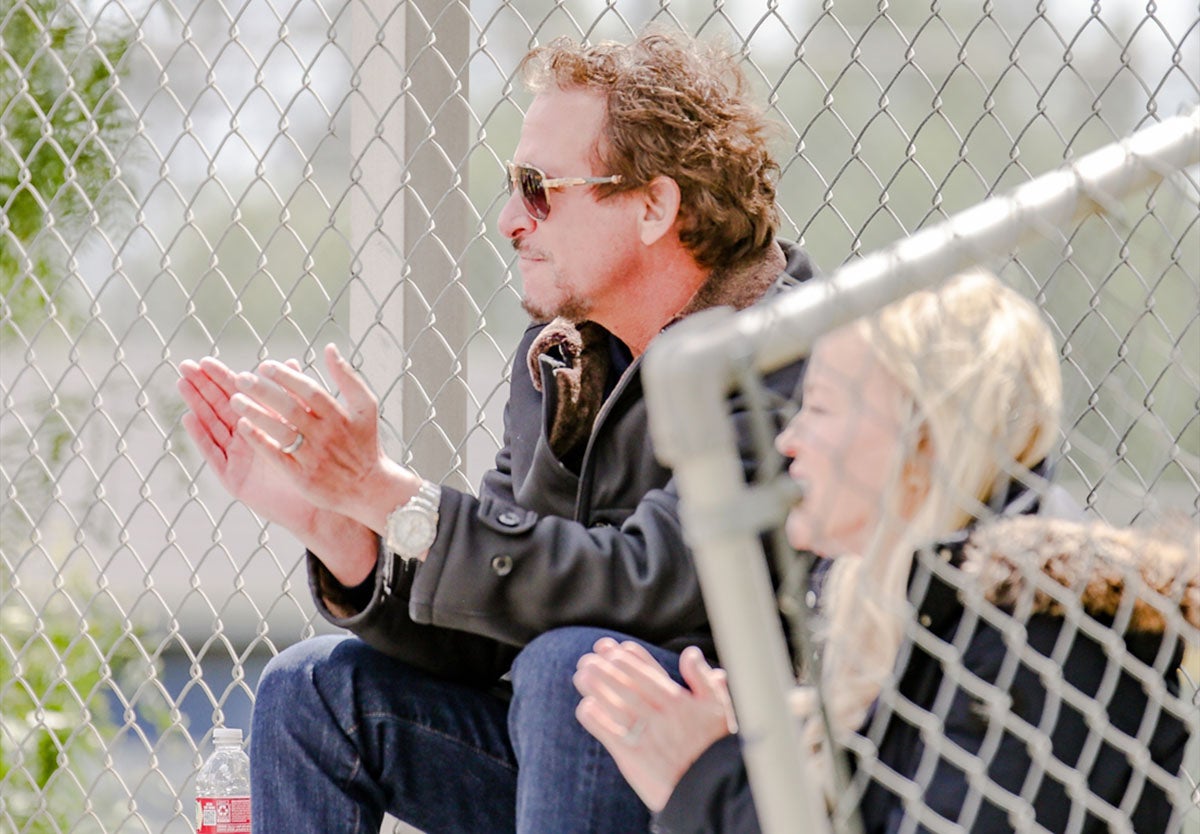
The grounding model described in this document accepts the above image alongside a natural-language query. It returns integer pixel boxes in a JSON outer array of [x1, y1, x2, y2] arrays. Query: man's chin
[[521, 298, 554, 323], [521, 296, 591, 324]]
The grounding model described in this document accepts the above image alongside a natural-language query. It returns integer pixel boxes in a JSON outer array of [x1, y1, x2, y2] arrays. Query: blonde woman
[[573, 270, 1198, 833]]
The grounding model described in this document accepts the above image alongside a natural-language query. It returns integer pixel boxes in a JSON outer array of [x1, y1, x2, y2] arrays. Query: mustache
[[512, 238, 549, 260]]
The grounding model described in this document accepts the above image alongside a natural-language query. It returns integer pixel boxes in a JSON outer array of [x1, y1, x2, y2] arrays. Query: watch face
[[389, 508, 437, 552]]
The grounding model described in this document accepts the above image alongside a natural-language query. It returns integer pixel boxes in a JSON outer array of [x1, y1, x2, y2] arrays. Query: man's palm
[[178, 357, 315, 534]]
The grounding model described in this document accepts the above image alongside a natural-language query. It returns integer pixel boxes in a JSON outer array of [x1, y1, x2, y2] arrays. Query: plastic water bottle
[[195, 728, 252, 833]]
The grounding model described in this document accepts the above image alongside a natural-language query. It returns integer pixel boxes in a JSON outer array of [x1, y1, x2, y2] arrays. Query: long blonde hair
[[809, 269, 1062, 746]]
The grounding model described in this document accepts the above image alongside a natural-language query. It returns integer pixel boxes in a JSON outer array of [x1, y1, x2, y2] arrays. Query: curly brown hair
[[520, 29, 779, 271]]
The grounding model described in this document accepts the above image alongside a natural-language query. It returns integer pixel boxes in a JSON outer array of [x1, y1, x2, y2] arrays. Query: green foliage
[[0, 6, 160, 830], [0, 0, 136, 338], [0, 388, 183, 828], [0, 392, 84, 550], [0, 569, 167, 832]]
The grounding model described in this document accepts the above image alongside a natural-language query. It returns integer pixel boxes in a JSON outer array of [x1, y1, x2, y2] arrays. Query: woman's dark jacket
[[655, 512, 1198, 834], [303, 241, 814, 685]]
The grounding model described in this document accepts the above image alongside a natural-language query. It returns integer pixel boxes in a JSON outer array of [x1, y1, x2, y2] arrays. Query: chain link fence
[[643, 111, 1200, 834], [0, 1, 1196, 832]]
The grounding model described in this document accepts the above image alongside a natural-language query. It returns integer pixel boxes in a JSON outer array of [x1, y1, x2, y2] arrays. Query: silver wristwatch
[[385, 479, 442, 563]]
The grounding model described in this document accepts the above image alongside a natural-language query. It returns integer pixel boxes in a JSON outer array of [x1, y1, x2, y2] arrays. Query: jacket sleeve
[[307, 419, 702, 669], [310, 327, 803, 661], [655, 735, 761, 834], [307, 545, 519, 686], [303, 337, 534, 682], [303, 351, 697, 672], [408, 480, 700, 647]]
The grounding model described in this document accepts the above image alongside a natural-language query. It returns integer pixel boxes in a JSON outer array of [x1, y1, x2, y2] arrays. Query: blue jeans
[[250, 626, 682, 833]]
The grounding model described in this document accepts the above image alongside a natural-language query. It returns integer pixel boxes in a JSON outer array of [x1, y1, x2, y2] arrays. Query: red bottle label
[[196, 796, 251, 833]]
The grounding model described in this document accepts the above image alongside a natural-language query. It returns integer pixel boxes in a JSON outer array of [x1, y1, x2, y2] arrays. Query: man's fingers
[[235, 370, 310, 429], [177, 377, 233, 445], [236, 417, 301, 472], [324, 343, 378, 419], [196, 356, 240, 393], [230, 393, 302, 448], [181, 360, 239, 428], [251, 361, 343, 422], [181, 411, 227, 472]]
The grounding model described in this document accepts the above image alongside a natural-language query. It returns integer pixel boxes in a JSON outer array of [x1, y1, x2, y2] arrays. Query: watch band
[[407, 479, 442, 515]]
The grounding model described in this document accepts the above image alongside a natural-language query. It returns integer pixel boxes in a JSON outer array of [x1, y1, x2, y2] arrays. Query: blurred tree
[[0, 572, 169, 833], [0, 0, 135, 340], [0, 3, 168, 832]]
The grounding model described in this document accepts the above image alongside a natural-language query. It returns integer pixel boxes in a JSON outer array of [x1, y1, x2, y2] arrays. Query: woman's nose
[[775, 415, 802, 457]]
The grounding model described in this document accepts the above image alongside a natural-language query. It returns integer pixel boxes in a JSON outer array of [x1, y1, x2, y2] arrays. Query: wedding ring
[[280, 432, 304, 455], [621, 717, 646, 746]]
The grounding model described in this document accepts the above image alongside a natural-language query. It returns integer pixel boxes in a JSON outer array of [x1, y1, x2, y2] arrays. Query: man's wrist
[[359, 457, 423, 536], [305, 511, 380, 586]]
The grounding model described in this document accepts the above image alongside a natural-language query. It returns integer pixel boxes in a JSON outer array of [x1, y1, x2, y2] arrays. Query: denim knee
[[511, 627, 619, 690], [507, 627, 667, 833], [254, 635, 348, 715], [509, 626, 629, 734]]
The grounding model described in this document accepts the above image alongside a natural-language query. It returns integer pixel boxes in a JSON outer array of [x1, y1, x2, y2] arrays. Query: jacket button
[[491, 554, 514, 576], [497, 510, 522, 527]]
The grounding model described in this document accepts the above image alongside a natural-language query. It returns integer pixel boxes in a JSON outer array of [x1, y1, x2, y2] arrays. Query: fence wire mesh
[[641, 111, 1200, 834], [0, 0, 1196, 832]]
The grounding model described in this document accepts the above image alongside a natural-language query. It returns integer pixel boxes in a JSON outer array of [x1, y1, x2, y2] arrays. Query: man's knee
[[255, 634, 359, 712], [511, 626, 621, 689], [508, 626, 634, 734]]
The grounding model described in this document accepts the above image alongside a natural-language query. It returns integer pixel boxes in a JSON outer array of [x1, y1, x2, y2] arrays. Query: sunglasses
[[506, 161, 623, 220]]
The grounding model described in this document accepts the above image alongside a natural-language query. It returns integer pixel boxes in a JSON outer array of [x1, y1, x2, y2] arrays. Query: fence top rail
[[640, 106, 1200, 834], [647, 107, 1200, 423]]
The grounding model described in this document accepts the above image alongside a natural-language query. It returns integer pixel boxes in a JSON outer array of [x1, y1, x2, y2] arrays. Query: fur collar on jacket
[[524, 241, 791, 457], [958, 515, 1199, 636]]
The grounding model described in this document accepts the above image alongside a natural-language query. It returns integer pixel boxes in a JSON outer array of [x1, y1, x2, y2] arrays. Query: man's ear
[[637, 175, 681, 246]]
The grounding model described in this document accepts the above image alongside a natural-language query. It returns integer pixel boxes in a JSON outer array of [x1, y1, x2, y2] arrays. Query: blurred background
[[1, 0, 1196, 831]]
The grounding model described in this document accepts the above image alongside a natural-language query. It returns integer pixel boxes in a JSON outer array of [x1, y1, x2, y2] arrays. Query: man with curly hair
[[178, 27, 813, 833]]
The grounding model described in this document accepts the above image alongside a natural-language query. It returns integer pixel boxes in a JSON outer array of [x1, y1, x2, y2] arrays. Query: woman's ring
[[281, 432, 304, 455], [621, 717, 646, 746]]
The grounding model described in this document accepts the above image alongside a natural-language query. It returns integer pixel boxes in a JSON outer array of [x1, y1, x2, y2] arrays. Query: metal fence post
[[644, 306, 829, 834], [350, 0, 472, 485], [643, 107, 1200, 834]]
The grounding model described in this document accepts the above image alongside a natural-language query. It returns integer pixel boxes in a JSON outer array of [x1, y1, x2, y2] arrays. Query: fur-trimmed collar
[[959, 515, 1199, 636], [525, 242, 791, 457]]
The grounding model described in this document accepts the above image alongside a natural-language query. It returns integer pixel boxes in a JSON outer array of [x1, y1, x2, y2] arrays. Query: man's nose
[[497, 188, 534, 239]]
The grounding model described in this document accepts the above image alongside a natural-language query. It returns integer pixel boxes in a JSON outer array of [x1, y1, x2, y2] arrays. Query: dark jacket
[[656, 514, 1199, 834], [306, 240, 814, 685]]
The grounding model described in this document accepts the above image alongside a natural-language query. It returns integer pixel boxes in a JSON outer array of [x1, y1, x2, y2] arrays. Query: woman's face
[[775, 327, 910, 558]]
